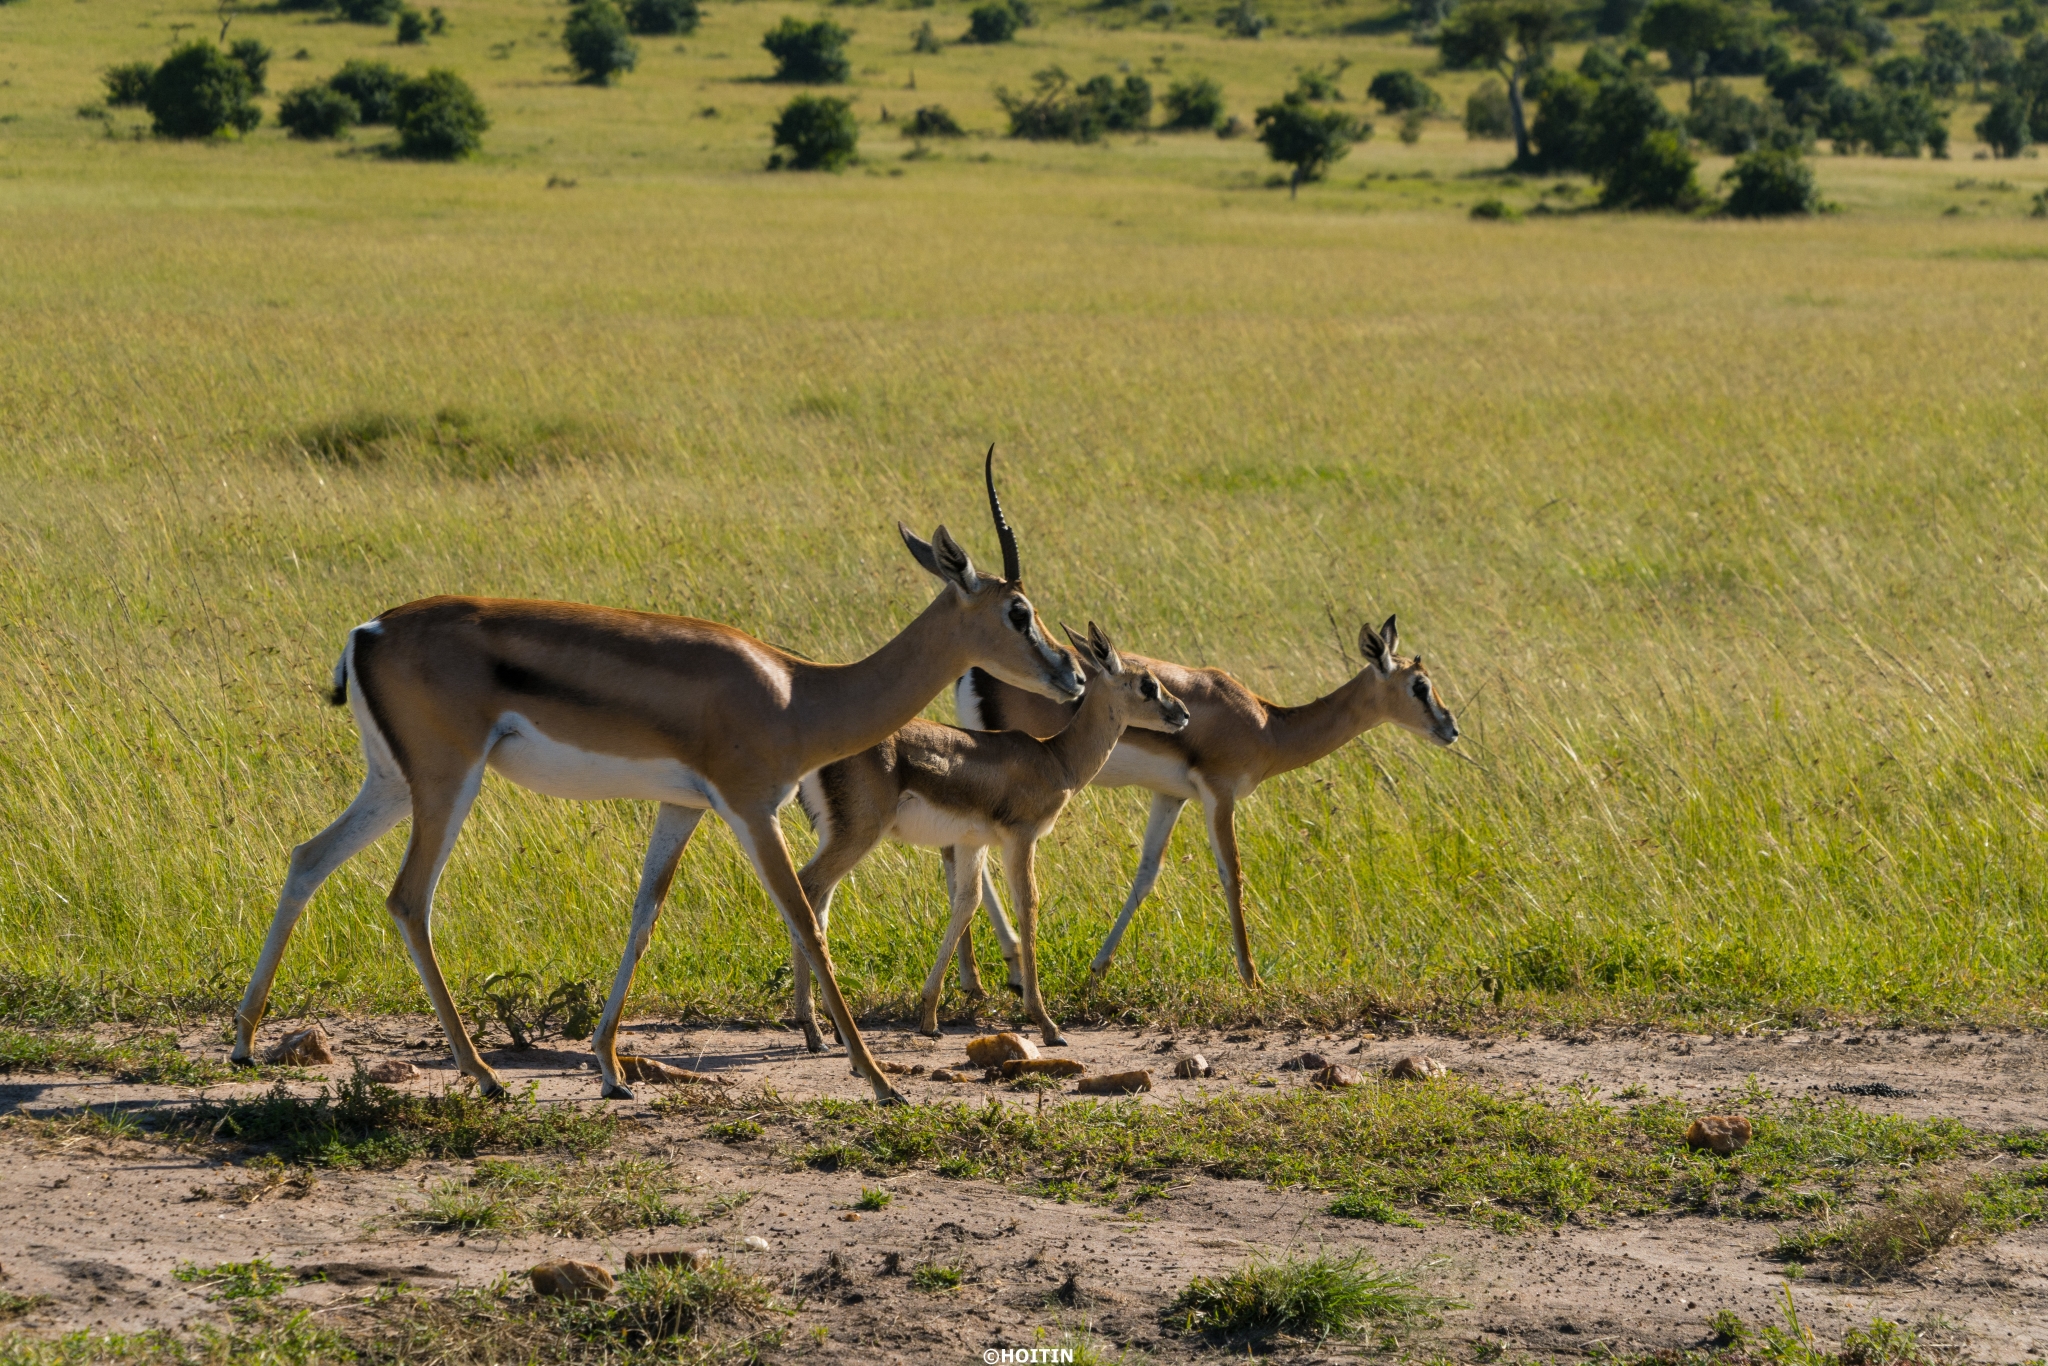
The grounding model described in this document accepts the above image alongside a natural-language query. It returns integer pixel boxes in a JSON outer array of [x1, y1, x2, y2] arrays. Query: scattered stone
[[624, 1248, 712, 1272], [1311, 1064, 1366, 1088], [964, 1032, 1039, 1067], [1347, 1040, 1368, 1054], [619, 1056, 724, 1085], [930, 1068, 962, 1083], [1684, 1114, 1752, 1155], [1171, 1055, 1211, 1080], [1075, 1069, 1152, 1095], [1829, 1081, 1914, 1098], [529, 1260, 613, 1300], [910, 1064, 927, 1075], [876, 1061, 912, 1075], [363, 1059, 418, 1084], [1000, 1057, 1085, 1079], [1279, 1052, 1331, 1072], [841, 1212, 860, 1221], [742, 1236, 771, 1253], [1386, 1055, 1448, 1081], [266, 1025, 335, 1066]]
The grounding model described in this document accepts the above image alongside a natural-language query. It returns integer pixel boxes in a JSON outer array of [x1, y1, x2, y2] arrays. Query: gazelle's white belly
[[887, 792, 1001, 850], [487, 712, 715, 807], [1091, 741, 1199, 799]]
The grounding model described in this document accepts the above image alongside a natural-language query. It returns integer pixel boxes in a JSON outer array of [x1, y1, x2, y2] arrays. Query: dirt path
[[2, 1019, 2043, 1361]]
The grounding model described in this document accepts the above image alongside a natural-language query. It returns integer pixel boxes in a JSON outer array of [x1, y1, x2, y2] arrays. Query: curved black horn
[[985, 444, 1022, 584]]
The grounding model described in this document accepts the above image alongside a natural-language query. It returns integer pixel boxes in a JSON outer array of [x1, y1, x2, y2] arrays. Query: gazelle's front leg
[[1200, 789, 1261, 988], [788, 878, 844, 1054], [730, 803, 904, 1105], [943, 848, 988, 1000], [1002, 835, 1066, 1046], [975, 860, 1025, 992], [594, 803, 705, 1100], [919, 846, 989, 1036], [1087, 792, 1186, 981]]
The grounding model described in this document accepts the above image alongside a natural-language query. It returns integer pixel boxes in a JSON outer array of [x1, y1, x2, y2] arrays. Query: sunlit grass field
[[3, 0, 2047, 1035]]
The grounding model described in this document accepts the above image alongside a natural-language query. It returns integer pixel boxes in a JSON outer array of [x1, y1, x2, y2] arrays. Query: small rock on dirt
[[530, 1260, 614, 1299], [1075, 1069, 1152, 1095], [1386, 1054, 1448, 1080], [1684, 1114, 1752, 1155], [362, 1059, 418, 1084], [624, 1248, 712, 1272], [1311, 1064, 1365, 1088], [965, 1032, 1039, 1067], [266, 1025, 335, 1066], [1000, 1057, 1085, 1078], [742, 1236, 771, 1252], [619, 1056, 723, 1085], [1171, 1055, 1211, 1080], [930, 1068, 963, 1082], [1279, 1052, 1331, 1072]]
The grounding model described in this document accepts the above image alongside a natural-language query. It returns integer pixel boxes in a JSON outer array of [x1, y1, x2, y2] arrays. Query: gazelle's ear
[[1360, 616, 1397, 673], [927, 525, 982, 595], [1358, 621, 1384, 667], [1087, 621, 1124, 675], [899, 522, 940, 577], [1061, 622, 1101, 674], [1377, 614, 1399, 664]]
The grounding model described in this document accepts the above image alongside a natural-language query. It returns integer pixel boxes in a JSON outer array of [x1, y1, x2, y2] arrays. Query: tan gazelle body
[[229, 452, 1083, 1105], [788, 623, 1189, 1049], [953, 617, 1458, 987]]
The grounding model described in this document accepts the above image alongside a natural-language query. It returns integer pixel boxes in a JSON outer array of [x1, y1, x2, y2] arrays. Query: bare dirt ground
[[2, 1018, 2044, 1362]]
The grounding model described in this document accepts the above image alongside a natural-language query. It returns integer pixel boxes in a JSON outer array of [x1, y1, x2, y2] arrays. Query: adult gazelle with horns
[[230, 449, 1081, 1105]]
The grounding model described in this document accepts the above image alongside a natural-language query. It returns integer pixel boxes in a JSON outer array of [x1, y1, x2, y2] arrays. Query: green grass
[[172, 1259, 297, 1303], [4, 0, 2048, 1037], [408, 1156, 726, 1236], [0, 1029, 243, 1087], [1167, 1250, 1434, 1341]]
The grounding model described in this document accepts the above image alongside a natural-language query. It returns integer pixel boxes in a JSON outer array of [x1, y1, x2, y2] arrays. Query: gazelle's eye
[[1007, 601, 1031, 631]]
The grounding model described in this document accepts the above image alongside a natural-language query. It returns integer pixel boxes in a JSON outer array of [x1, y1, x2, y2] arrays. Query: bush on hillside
[[565, 0, 639, 84], [337, 0, 402, 23], [1976, 90, 2032, 156], [1080, 73, 1152, 129], [763, 17, 852, 82], [904, 104, 964, 137], [1256, 91, 1367, 194], [1721, 146, 1817, 215], [1162, 74, 1225, 129], [997, 66, 1151, 139], [1367, 68, 1439, 113], [966, 2, 1019, 42], [912, 20, 944, 52], [278, 84, 360, 139], [228, 39, 271, 93], [396, 7, 429, 43], [769, 93, 859, 168], [102, 62, 156, 108], [1215, 0, 1269, 37], [1464, 77, 1512, 138], [329, 59, 408, 124], [145, 42, 262, 139], [626, 0, 698, 34], [394, 68, 489, 158], [1600, 126, 1701, 207], [1687, 76, 1802, 153]]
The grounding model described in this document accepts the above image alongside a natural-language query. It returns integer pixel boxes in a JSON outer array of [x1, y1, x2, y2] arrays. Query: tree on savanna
[[770, 93, 859, 168], [1255, 92, 1366, 195], [393, 68, 489, 157], [565, 0, 639, 84], [1639, 0, 1732, 93], [764, 17, 853, 82], [1438, 0, 1561, 164], [145, 41, 262, 139]]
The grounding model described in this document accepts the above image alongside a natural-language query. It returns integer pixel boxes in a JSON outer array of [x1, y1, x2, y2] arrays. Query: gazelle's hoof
[[602, 1083, 636, 1101], [1004, 981, 1024, 997], [876, 1088, 909, 1108], [478, 1078, 509, 1101], [228, 1054, 255, 1069], [918, 1027, 943, 1040], [1043, 1033, 1070, 1048]]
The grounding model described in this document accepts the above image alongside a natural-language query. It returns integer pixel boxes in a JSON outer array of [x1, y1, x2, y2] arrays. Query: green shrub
[[228, 39, 271, 93], [1215, 0, 1268, 36], [911, 19, 943, 52], [1976, 89, 2032, 157], [763, 17, 852, 82], [1687, 76, 1801, 154], [904, 104, 964, 137], [393, 68, 489, 158], [966, 2, 1018, 42], [1256, 91, 1366, 194], [1170, 1252, 1428, 1340], [1721, 146, 1816, 215], [337, 0, 401, 23], [1367, 68, 1439, 113], [329, 60, 407, 124], [1080, 73, 1152, 129], [1163, 74, 1225, 129], [1600, 127, 1701, 208], [565, 0, 639, 84], [770, 93, 858, 169], [627, 0, 699, 34], [396, 7, 428, 43], [1465, 76, 1512, 138], [997, 66, 1153, 140], [102, 61, 156, 108], [1470, 195, 1519, 218], [145, 42, 261, 139], [277, 83, 360, 139], [1829, 84, 1946, 157]]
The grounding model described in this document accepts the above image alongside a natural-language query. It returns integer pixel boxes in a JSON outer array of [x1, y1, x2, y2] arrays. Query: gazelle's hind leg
[[383, 760, 507, 1096], [789, 878, 845, 1054], [944, 848, 987, 1000], [919, 846, 988, 1036], [593, 803, 705, 1100], [1087, 793, 1186, 981], [976, 860, 1024, 993], [792, 804, 884, 1055], [232, 765, 411, 1063], [1002, 836, 1066, 1047]]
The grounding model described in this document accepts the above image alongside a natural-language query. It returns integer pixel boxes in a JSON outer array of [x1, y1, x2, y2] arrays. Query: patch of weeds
[[709, 1118, 763, 1143], [0, 1292, 52, 1321], [1828, 1182, 1970, 1279], [1167, 1251, 1436, 1341], [1327, 1187, 1423, 1227], [287, 407, 635, 479], [173, 1258, 294, 1301], [472, 971, 599, 1051], [854, 1186, 892, 1211], [410, 1157, 693, 1236], [0, 1030, 238, 1087], [412, 1184, 512, 1233], [909, 1261, 965, 1292], [167, 1066, 614, 1168], [611, 1260, 782, 1342], [1709, 1306, 1748, 1346]]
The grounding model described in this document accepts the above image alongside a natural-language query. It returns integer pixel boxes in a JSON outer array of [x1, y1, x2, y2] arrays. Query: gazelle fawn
[[955, 616, 1458, 988], [791, 623, 1189, 1049]]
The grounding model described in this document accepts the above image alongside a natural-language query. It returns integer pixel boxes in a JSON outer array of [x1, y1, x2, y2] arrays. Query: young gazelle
[[229, 453, 1085, 1106], [788, 623, 1189, 1050], [954, 616, 1458, 989]]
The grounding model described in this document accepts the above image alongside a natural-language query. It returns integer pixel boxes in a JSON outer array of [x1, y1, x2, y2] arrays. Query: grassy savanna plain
[[3, 0, 2048, 1040]]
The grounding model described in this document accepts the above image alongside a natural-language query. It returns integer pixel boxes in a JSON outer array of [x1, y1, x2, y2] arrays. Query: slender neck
[[1042, 679, 1128, 791], [791, 591, 978, 767], [1259, 668, 1387, 778]]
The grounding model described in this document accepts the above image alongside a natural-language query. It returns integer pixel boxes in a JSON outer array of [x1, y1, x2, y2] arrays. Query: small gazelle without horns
[[230, 451, 1083, 1105], [789, 621, 1190, 1051], [955, 616, 1458, 988]]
